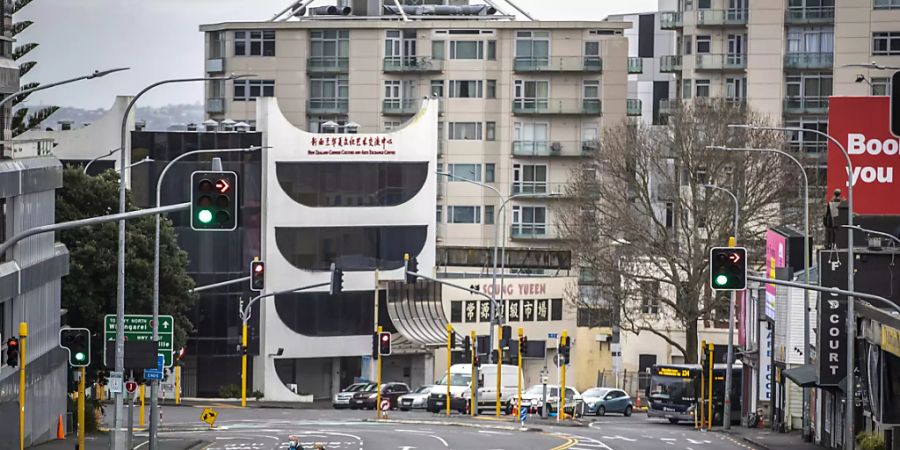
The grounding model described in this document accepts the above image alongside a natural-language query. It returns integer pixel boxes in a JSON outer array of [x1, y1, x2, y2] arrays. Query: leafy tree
[[56, 167, 196, 378], [558, 101, 793, 363]]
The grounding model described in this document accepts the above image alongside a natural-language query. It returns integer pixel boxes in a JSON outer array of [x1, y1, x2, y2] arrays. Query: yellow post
[[699, 340, 706, 430], [446, 323, 452, 417], [495, 330, 503, 417], [516, 327, 523, 419], [470, 330, 476, 417], [376, 325, 383, 420], [560, 329, 567, 421], [78, 367, 85, 450], [175, 366, 181, 405], [139, 384, 146, 427], [19, 322, 27, 450], [241, 321, 248, 408], [708, 343, 714, 431]]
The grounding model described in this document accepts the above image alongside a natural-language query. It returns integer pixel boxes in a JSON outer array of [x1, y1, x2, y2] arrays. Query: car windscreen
[[583, 388, 610, 398], [436, 373, 471, 386], [415, 385, 432, 393]]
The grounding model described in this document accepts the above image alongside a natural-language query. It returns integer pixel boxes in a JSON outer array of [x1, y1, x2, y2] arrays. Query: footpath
[[720, 427, 822, 450], [30, 433, 207, 450]]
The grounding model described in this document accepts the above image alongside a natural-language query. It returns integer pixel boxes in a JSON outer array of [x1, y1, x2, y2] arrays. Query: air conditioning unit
[[550, 142, 562, 152]]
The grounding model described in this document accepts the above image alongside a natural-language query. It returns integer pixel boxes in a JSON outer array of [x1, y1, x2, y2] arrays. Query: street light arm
[[405, 268, 493, 302], [155, 146, 265, 208], [841, 225, 900, 246], [435, 170, 502, 198], [84, 147, 122, 175], [0, 67, 130, 110]]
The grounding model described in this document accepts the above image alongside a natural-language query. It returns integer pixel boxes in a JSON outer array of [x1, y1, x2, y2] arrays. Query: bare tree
[[558, 101, 796, 363]]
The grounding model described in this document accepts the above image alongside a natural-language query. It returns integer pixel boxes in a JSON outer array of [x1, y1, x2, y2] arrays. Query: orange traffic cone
[[56, 415, 65, 440], [636, 392, 642, 409]]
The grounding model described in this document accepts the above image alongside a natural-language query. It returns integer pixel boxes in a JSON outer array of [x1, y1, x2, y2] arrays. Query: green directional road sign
[[104, 314, 175, 367]]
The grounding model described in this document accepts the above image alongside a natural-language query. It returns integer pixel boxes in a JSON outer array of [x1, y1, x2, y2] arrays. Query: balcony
[[513, 56, 603, 73], [307, 56, 349, 74], [659, 98, 681, 115], [511, 140, 586, 157], [307, 98, 349, 114], [581, 139, 600, 153], [207, 97, 224, 114], [660, 11, 683, 29], [696, 9, 748, 27], [784, 97, 829, 115], [628, 57, 643, 74], [383, 56, 443, 73], [206, 58, 224, 73], [783, 52, 833, 70], [660, 55, 682, 73], [785, 7, 834, 24], [627, 99, 642, 117], [511, 182, 570, 196], [383, 99, 418, 115], [695, 53, 746, 71], [512, 99, 602, 116], [510, 223, 563, 240]]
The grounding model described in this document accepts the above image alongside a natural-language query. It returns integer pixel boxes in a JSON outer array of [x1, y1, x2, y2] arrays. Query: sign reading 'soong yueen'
[[827, 96, 900, 215]]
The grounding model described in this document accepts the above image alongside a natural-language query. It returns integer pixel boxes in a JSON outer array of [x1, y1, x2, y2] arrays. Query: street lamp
[[841, 224, 900, 246], [709, 145, 813, 437], [83, 147, 121, 175], [702, 183, 739, 430], [113, 73, 255, 450], [730, 123, 856, 449]]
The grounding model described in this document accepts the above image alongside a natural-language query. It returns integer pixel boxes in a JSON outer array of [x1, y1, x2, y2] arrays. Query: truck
[[426, 363, 521, 414]]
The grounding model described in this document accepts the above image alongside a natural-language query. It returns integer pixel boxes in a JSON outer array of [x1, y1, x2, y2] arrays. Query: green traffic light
[[74, 352, 86, 362], [197, 209, 213, 224], [714, 274, 729, 286]]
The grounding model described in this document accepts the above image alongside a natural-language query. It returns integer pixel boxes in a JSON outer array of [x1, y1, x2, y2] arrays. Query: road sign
[[104, 314, 175, 367], [109, 371, 124, 394], [125, 380, 138, 394], [548, 333, 558, 339], [520, 405, 528, 426], [381, 399, 391, 411], [143, 370, 163, 380], [200, 408, 218, 427]]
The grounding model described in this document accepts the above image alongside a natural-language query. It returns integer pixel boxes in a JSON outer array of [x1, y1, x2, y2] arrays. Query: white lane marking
[[427, 435, 449, 447], [600, 435, 637, 442], [478, 430, 511, 435], [395, 429, 449, 447], [660, 438, 677, 441]]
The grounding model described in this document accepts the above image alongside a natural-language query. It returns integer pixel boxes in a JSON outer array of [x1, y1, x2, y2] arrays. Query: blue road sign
[[143, 369, 163, 380], [548, 333, 558, 339], [156, 354, 164, 371]]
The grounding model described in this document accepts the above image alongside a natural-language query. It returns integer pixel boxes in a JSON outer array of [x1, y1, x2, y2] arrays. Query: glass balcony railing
[[511, 140, 588, 157], [510, 223, 550, 239], [307, 56, 349, 74], [627, 99, 642, 117], [383, 56, 443, 73], [784, 97, 829, 115], [660, 11, 683, 29], [307, 98, 349, 114], [510, 182, 570, 196], [659, 98, 681, 115], [512, 99, 602, 116], [206, 58, 224, 73], [784, 52, 833, 70], [785, 7, 834, 24], [696, 9, 748, 26], [660, 55, 682, 73], [382, 99, 418, 115], [695, 53, 746, 70], [628, 57, 643, 74], [513, 56, 603, 72]]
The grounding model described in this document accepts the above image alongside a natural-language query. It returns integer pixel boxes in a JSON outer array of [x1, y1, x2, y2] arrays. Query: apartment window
[[234, 30, 276, 56], [514, 80, 550, 110], [484, 205, 495, 225], [310, 76, 349, 102], [485, 122, 496, 141], [486, 80, 497, 99], [310, 29, 350, 59], [450, 40, 484, 59], [450, 80, 483, 98], [448, 206, 481, 224], [486, 40, 497, 59], [875, 0, 900, 9], [515, 31, 550, 59], [786, 73, 832, 105], [583, 80, 600, 99], [665, 202, 674, 229], [786, 118, 829, 153], [514, 122, 549, 150], [383, 120, 401, 131], [448, 163, 482, 181], [384, 80, 401, 101], [234, 79, 275, 101], [436, 205, 443, 223], [639, 281, 660, 315], [485, 163, 496, 182], [698, 0, 711, 8], [682, 79, 692, 99], [787, 28, 834, 53], [585, 41, 600, 58], [511, 205, 547, 235], [307, 116, 350, 133], [448, 122, 483, 140], [513, 164, 548, 194], [872, 77, 892, 95], [684, 0, 693, 10], [432, 40, 445, 60], [873, 32, 900, 55], [684, 35, 693, 55], [726, 77, 747, 100], [696, 35, 711, 54], [431, 80, 445, 97], [695, 79, 710, 98]]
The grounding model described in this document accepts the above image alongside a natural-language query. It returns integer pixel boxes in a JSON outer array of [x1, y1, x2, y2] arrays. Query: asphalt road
[[130, 404, 756, 450]]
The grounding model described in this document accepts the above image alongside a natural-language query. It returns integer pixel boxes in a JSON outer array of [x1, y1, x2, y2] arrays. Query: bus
[[645, 363, 742, 425]]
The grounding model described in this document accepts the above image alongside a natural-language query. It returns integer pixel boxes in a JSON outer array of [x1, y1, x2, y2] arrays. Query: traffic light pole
[[79, 366, 85, 450], [470, 330, 476, 417], [18, 322, 26, 450], [517, 327, 523, 421], [559, 329, 567, 422], [446, 324, 452, 417]]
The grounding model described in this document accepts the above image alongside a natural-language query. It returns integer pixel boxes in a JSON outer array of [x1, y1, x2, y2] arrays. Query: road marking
[[600, 435, 637, 442], [478, 430, 510, 435], [394, 429, 449, 447]]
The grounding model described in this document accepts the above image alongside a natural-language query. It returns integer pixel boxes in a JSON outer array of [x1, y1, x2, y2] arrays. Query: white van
[[426, 363, 521, 413]]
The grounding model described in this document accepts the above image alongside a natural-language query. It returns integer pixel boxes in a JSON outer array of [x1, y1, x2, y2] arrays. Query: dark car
[[350, 382, 410, 410]]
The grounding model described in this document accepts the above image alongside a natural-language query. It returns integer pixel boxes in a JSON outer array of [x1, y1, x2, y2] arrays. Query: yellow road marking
[[548, 435, 577, 450]]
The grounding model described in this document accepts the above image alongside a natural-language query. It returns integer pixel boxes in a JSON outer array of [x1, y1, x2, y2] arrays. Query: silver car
[[332, 382, 370, 409], [398, 385, 434, 411]]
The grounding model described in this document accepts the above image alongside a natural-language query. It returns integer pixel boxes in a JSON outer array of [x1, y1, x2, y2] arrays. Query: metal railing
[[513, 56, 603, 72], [307, 56, 349, 73], [659, 98, 680, 115], [383, 56, 443, 73], [511, 182, 569, 196], [660, 55, 682, 73], [628, 57, 643, 74], [695, 53, 746, 70], [627, 99, 642, 117], [382, 99, 418, 115], [512, 99, 602, 116], [308, 98, 349, 114], [696, 9, 748, 26], [511, 140, 588, 157], [660, 11, 683, 29], [785, 6, 834, 23], [783, 52, 834, 69], [510, 223, 550, 239]]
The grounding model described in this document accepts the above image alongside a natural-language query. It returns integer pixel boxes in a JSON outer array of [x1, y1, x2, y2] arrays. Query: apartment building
[[200, 1, 630, 255]]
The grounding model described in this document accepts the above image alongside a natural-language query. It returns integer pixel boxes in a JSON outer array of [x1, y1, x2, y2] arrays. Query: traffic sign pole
[[78, 366, 85, 450]]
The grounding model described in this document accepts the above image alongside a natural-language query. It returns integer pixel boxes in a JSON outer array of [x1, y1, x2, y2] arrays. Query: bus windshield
[[649, 375, 695, 402], [436, 373, 471, 387]]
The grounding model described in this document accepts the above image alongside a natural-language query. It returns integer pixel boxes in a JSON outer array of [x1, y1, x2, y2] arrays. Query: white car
[[332, 382, 370, 409], [509, 384, 584, 417], [398, 385, 434, 411]]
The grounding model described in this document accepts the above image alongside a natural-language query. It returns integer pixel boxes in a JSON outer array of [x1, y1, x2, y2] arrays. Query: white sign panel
[[108, 371, 123, 394], [759, 321, 773, 402]]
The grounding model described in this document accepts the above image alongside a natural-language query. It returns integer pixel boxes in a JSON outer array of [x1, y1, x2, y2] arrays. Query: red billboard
[[827, 96, 900, 215]]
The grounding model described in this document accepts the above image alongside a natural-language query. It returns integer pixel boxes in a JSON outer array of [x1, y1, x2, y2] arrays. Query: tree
[[56, 167, 196, 378], [558, 101, 794, 363], [9, 1, 58, 137]]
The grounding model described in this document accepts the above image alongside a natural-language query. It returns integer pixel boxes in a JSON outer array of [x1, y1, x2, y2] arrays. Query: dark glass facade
[[274, 290, 375, 336], [275, 225, 428, 271], [276, 162, 428, 207]]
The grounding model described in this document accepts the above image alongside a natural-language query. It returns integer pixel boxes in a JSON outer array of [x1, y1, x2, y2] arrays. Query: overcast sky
[[19, 0, 657, 109]]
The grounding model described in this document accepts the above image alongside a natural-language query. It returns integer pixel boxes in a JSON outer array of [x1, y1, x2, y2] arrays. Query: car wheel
[[597, 406, 606, 416], [624, 406, 633, 417], [668, 418, 679, 424]]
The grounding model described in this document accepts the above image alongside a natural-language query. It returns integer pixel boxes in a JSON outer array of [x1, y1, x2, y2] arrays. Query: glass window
[[485, 163, 496, 182], [695, 79, 710, 98], [448, 206, 481, 224], [696, 35, 711, 54], [275, 162, 428, 207], [551, 299, 562, 320], [448, 163, 482, 181], [448, 122, 483, 140], [682, 79, 692, 99], [310, 76, 349, 102], [873, 32, 900, 55], [274, 290, 375, 336], [486, 40, 497, 59], [484, 205, 495, 225], [431, 80, 445, 97], [234, 30, 276, 56], [310, 29, 350, 59], [513, 164, 548, 194], [450, 80, 483, 98], [583, 80, 600, 99], [451, 301, 462, 322], [872, 77, 892, 96], [436, 205, 443, 223], [486, 80, 497, 99], [640, 281, 660, 314], [274, 225, 427, 271], [234, 80, 275, 101], [684, 35, 693, 55], [515, 31, 550, 62], [485, 122, 496, 141], [698, 0, 711, 8], [875, 0, 900, 9], [450, 41, 484, 59], [432, 40, 445, 60], [584, 41, 600, 57], [511, 206, 547, 235]]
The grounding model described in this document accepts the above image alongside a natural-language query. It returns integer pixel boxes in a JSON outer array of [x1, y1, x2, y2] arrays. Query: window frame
[[448, 205, 482, 224], [234, 30, 276, 57]]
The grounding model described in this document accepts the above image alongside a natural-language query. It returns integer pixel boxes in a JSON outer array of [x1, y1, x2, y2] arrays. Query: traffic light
[[5, 337, 18, 367], [371, 332, 380, 361], [519, 335, 528, 358], [474, 354, 481, 368], [500, 325, 512, 349], [379, 332, 392, 356], [449, 331, 457, 349], [191, 171, 238, 231], [709, 247, 747, 291], [329, 262, 344, 296], [59, 328, 91, 367], [462, 335, 472, 361], [559, 336, 571, 365], [404, 254, 418, 284], [250, 260, 265, 292], [700, 340, 710, 373]]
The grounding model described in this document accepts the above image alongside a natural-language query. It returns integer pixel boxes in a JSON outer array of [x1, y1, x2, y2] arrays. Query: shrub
[[218, 384, 241, 399], [857, 432, 885, 450]]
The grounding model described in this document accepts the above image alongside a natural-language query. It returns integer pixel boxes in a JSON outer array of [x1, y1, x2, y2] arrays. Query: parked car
[[582, 387, 633, 416], [332, 382, 370, 409], [398, 385, 434, 411], [348, 383, 377, 410], [350, 382, 410, 410], [510, 384, 584, 417]]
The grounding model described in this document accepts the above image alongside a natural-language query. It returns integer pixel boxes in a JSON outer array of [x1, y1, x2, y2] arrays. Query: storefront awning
[[783, 364, 817, 387], [385, 280, 448, 347]]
